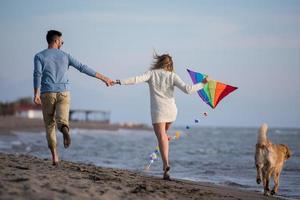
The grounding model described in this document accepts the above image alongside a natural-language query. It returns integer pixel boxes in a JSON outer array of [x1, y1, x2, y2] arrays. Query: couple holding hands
[[33, 30, 209, 180]]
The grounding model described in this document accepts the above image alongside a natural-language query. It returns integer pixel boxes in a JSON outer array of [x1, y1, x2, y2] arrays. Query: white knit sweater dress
[[121, 69, 204, 124]]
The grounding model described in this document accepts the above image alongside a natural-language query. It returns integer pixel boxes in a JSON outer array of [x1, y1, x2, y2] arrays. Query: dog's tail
[[257, 123, 268, 145]]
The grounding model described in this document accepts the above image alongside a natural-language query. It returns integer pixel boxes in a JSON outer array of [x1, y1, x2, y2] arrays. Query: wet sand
[[0, 153, 279, 200]]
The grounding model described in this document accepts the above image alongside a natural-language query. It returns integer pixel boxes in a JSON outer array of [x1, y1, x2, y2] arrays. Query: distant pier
[[69, 109, 110, 123]]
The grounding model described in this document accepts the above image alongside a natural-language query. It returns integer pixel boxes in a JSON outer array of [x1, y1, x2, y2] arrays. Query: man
[[33, 30, 113, 165]]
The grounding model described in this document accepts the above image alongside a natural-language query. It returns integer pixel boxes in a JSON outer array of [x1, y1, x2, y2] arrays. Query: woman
[[115, 54, 208, 180]]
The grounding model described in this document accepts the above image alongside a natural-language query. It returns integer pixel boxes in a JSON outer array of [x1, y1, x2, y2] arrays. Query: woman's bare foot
[[52, 160, 59, 166], [163, 166, 171, 180]]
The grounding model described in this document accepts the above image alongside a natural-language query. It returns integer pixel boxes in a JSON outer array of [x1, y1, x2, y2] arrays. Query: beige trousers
[[41, 92, 70, 149]]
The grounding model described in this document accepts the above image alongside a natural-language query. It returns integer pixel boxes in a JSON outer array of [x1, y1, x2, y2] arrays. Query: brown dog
[[255, 123, 291, 196]]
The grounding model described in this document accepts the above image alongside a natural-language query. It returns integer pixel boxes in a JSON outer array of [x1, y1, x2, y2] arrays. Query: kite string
[[144, 131, 181, 171], [144, 112, 208, 171]]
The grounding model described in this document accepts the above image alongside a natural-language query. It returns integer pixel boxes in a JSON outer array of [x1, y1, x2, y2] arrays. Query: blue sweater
[[33, 48, 96, 94]]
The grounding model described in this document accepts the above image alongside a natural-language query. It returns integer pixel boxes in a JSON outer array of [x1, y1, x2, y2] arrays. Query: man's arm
[[68, 54, 114, 86], [33, 55, 42, 105]]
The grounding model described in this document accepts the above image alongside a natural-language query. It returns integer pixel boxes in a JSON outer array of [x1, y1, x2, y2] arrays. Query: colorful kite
[[187, 69, 238, 109]]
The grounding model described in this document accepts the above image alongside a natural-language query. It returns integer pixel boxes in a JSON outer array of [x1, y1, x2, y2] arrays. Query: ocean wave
[[284, 167, 300, 172], [222, 181, 250, 188], [204, 170, 215, 175], [271, 129, 300, 135]]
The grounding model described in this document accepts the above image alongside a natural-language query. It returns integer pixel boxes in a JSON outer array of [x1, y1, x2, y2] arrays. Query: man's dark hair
[[46, 30, 62, 44]]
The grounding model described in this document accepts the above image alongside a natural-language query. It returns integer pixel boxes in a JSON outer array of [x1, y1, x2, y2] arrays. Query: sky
[[0, 0, 300, 128]]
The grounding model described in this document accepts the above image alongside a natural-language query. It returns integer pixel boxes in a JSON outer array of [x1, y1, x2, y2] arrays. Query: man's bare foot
[[61, 126, 71, 148], [50, 148, 59, 166]]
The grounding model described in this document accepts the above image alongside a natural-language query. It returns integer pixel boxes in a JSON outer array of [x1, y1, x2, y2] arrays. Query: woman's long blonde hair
[[151, 53, 174, 72]]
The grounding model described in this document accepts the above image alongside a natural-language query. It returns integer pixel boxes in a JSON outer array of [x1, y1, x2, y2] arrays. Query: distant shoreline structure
[[0, 116, 152, 134], [0, 97, 152, 133], [0, 97, 111, 123]]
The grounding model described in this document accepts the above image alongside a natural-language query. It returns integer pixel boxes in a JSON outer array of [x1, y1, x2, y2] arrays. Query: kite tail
[[144, 161, 152, 171]]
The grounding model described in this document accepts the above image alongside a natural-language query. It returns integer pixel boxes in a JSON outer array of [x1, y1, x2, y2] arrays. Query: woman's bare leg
[[153, 123, 169, 171], [165, 122, 172, 133]]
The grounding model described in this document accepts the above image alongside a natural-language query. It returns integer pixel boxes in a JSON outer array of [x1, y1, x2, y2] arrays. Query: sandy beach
[[0, 153, 280, 200]]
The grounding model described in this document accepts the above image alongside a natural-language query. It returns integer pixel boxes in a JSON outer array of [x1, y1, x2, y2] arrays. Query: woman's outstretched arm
[[118, 71, 152, 85], [174, 74, 208, 94]]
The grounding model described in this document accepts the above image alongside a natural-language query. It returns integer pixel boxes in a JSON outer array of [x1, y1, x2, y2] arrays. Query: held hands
[[95, 72, 121, 86], [105, 79, 121, 87], [95, 72, 116, 86], [104, 78, 115, 87]]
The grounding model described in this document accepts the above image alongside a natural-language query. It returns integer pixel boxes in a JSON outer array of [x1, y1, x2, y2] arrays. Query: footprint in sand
[[8, 177, 29, 182]]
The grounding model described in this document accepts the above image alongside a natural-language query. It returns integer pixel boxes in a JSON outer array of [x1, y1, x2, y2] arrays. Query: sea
[[0, 126, 299, 199]]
